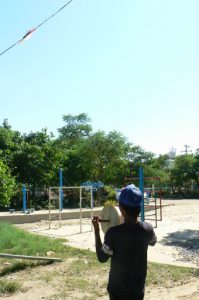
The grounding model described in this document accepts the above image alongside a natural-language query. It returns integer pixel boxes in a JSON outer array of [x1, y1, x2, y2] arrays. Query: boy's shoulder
[[140, 221, 154, 232]]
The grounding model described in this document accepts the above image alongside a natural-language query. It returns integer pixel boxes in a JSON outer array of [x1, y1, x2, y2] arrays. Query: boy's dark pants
[[109, 291, 144, 300]]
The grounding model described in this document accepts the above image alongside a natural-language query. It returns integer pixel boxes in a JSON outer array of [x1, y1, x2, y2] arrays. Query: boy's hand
[[92, 216, 100, 232]]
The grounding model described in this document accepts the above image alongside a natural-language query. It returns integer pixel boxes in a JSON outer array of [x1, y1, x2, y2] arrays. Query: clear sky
[[0, 0, 198, 156]]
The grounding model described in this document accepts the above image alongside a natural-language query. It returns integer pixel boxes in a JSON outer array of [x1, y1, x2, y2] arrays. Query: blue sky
[[0, 0, 198, 155]]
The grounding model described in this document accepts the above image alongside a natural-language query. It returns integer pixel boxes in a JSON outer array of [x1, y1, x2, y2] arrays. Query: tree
[[57, 113, 93, 185], [13, 129, 63, 188], [2, 118, 11, 129], [79, 131, 130, 185], [0, 159, 16, 207], [0, 120, 23, 168], [170, 154, 197, 192], [124, 146, 157, 188], [58, 113, 92, 146], [145, 154, 171, 188], [193, 152, 199, 187]]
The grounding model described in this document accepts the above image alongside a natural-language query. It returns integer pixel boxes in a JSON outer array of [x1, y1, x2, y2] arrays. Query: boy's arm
[[143, 222, 157, 246], [92, 216, 102, 252], [94, 228, 103, 253], [149, 227, 157, 246], [92, 216, 111, 262]]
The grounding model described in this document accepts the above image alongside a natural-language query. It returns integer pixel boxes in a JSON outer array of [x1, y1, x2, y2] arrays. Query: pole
[[90, 186, 93, 231], [22, 185, 26, 212], [48, 188, 51, 229], [80, 187, 82, 233], [139, 167, 145, 222], [0, 253, 61, 262], [59, 187, 61, 228], [59, 168, 63, 210], [158, 177, 163, 221]]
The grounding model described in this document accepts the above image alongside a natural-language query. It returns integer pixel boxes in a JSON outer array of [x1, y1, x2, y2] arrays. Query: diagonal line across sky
[[0, 0, 73, 57]]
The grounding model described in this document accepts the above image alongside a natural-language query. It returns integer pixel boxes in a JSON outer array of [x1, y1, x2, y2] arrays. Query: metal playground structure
[[124, 167, 163, 227], [48, 186, 93, 232]]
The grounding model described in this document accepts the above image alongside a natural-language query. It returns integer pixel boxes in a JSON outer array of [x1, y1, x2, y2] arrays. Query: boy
[[92, 185, 157, 300]]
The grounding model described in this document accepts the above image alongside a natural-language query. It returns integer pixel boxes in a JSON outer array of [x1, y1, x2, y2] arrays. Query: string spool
[[100, 205, 123, 234]]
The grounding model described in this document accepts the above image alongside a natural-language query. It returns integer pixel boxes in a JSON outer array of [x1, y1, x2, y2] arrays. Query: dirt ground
[[2, 199, 199, 299]]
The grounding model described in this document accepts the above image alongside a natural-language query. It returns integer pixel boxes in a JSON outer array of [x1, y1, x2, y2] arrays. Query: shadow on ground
[[160, 230, 199, 265], [160, 229, 199, 248]]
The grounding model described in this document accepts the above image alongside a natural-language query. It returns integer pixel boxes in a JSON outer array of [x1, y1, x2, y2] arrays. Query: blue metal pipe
[[139, 167, 145, 222]]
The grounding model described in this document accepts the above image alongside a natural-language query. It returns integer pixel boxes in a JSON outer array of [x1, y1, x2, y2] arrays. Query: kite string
[[36, 0, 73, 29], [0, 41, 19, 56], [0, 0, 73, 56]]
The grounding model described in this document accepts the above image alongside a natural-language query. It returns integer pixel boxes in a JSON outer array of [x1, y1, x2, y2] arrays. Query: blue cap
[[118, 185, 142, 207]]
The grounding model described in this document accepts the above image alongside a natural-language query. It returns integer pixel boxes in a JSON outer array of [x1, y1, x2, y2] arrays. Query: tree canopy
[[0, 114, 198, 208]]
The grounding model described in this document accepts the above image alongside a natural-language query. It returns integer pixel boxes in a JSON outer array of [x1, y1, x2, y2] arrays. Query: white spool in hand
[[100, 205, 123, 234]]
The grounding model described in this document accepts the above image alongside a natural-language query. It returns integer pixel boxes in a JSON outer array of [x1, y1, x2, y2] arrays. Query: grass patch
[[0, 279, 21, 296], [0, 222, 198, 298], [0, 222, 66, 258], [147, 262, 199, 287]]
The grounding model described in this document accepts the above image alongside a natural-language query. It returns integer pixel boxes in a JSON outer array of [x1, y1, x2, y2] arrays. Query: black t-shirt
[[97, 221, 157, 294]]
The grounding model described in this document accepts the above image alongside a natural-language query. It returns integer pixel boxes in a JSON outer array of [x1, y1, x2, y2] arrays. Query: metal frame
[[124, 171, 163, 227], [48, 186, 93, 232]]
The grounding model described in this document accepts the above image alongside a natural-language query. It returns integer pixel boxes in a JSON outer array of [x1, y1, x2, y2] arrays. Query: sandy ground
[[18, 199, 199, 268], [3, 199, 199, 299]]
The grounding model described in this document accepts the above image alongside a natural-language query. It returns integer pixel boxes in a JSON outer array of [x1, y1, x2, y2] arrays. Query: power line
[[0, 0, 73, 57]]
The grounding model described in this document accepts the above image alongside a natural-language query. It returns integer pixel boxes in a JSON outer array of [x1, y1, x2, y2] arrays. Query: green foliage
[[0, 114, 199, 209], [0, 222, 66, 257], [58, 113, 92, 146], [0, 120, 23, 167], [0, 160, 16, 207], [13, 129, 63, 187], [103, 185, 117, 200], [104, 199, 117, 206], [79, 130, 130, 184], [170, 154, 199, 192]]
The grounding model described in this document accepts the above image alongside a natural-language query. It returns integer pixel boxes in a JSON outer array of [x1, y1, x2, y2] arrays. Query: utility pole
[[181, 145, 192, 155]]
